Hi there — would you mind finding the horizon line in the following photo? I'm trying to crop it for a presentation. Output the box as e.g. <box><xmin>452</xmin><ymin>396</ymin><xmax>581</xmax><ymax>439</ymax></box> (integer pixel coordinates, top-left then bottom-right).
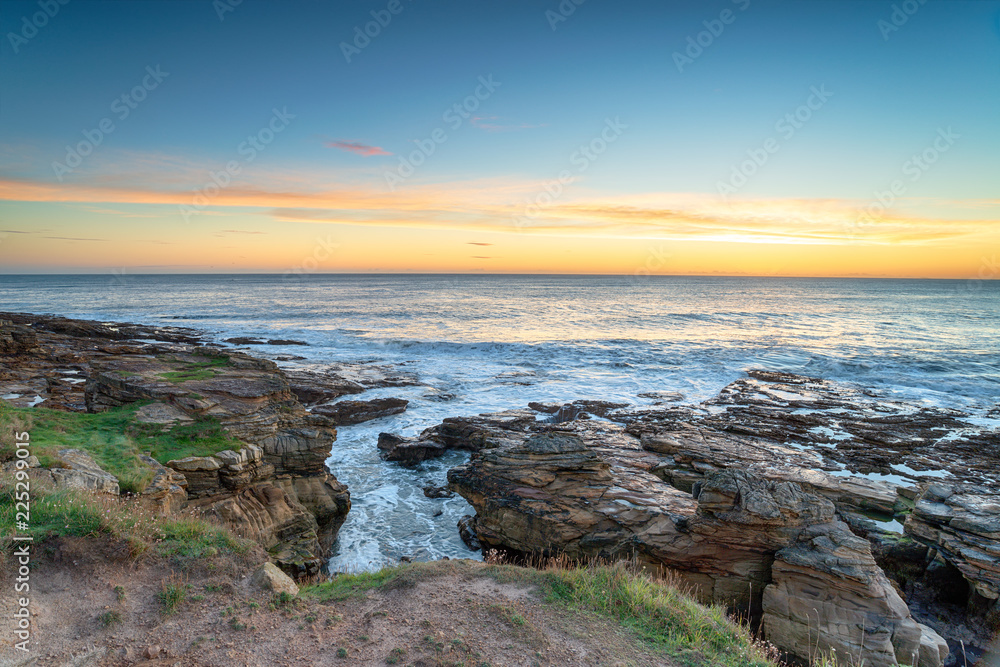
<box><xmin>0</xmin><ymin>272</ymin><xmax>993</xmax><ymax>281</ymax></box>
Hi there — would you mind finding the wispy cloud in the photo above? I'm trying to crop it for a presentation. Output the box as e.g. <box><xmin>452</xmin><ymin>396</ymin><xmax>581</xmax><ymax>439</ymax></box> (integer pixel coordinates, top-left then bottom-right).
<box><xmin>1</xmin><ymin>167</ymin><xmax>996</xmax><ymax>249</ymax></box>
<box><xmin>467</xmin><ymin>242</ymin><xmax>493</xmax><ymax>246</ymax></box>
<box><xmin>324</xmin><ymin>139</ymin><xmax>392</xmax><ymax>157</ymax></box>
<box><xmin>217</xmin><ymin>229</ymin><xmax>267</xmax><ymax>235</ymax></box>
<box><xmin>43</xmin><ymin>236</ymin><xmax>107</xmax><ymax>242</ymax></box>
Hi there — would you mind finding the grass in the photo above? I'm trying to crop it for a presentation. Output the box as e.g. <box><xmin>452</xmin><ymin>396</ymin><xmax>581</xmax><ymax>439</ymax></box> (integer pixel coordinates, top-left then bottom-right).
<box><xmin>158</xmin><ymin>578</ymin><xmax>187</xmax><ymax>615</ymax></box>
<box><xmin>526</xmin><ymin>562</ymin><xmax>779</xmax><ymax>667</ymax></box>
<box><xmin>0</xmin><ymin>401</ymin><xmax>245</xmax><ymax>493</ymax></box>
<box><xmin>303</xmin><ymin>559</ymin><xmax>784</xmax><ymax>667</ymax></box>
<box><xmin>301</xmin><ymin>567</ymin><xmax>407</xmax><ymax>602</ymax></box>
<box><xmin>0</xmin><ymin>478</ymin><xmax>253</xmax><ymax>561</ymax></box>
<box><xmin>98</xmin><ymin>610</ymin><xmax>122</xmax><ymax>627</ymax></box>
<box><xmin>156</xmin><ymin>351</ymin><xmax>231</xmax><ymax>384</ymax></box>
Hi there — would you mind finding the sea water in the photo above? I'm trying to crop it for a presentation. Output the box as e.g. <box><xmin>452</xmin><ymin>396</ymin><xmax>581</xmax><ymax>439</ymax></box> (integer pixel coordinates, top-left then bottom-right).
<box><xmin>2</xmin><ymin>274</ymin><xmax>998</xmax><ymax>569</ymax></box>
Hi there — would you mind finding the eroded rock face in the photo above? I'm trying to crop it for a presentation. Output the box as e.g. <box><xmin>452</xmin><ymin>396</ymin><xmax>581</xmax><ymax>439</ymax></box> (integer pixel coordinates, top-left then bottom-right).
<box><xmin>0</xmin><ymin>313</ymin><xmax>352</xmax><ymax>573</ymax></box>
<box><xmin>282</xmin><ymin>363</ymin><xmax>419</xmax><ymax>407</ymax></box>
<box><xmin>191</xmin><ymin>480</ymin><xmax>325</xmax><ymax>574</ymax></box>
<box><xmin>138</xmin><ymin>456</ymin><xmax>188</xmax><ymax>515</ymax></box>
<box><xmin>764</xmin><ymin>525</ymin><xmax>948</xmax><ymax>667</ymax></box>
<box><xmin>0</xmin><ymin>320</ymin><xmax>38</xmax><ymax>356</ymax></box>
<box><xmin>450</xmin><ymin>433</ymin><xmax>947</xmax><ymax>666</ymax></box>
<box><xmin>906</xmin><ymin>484</ymin><xmax>1000</xmax><ymax>602</ymax></box>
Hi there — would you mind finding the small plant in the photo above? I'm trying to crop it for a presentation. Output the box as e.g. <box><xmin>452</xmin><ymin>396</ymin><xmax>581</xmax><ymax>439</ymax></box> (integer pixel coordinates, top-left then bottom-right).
<box><xmin>386</xmin><ymin>647</ymin><xmax>406</xmax><ymax>664</ymax></box>
<box><xmin>113</xmin><ymin>585</ymin><xmax>126</xmax><ymax>602</ymax></box>
<box><xmin>336</xmin><ymin>647</ymin><xmax>348</xmax><ymax>658</ymax></box>
<box><xmin>247</xmin><ymin>601</ymin><xmax>259</xmax><ymax>611</ymax></box>
<box><xmin>358</xmin><ymin>635</ymin><xmax>370</xmax><ymax>642</ymax></box>
<box><xmin>228</xmin><ymin>617</ymin><xmax>247</xmax><ymax>631</ymax></box>
<box><xmin>99</xmin><ymin>610</ymin><xmax>122</xmax><ymax>627</ymax></box>
<box><xmin>305</xmin><ymin>613</ymin><xmax>317</xmax><ymax>623</ymax></box>
<box><xmin>510</xmin><ymin>612</ymin><xmax>526</xmax><ymax>626</ymax></box>
<box><xmin>190</xmin><ymin>594</ymin><xmax>205</xmax><ymax>602</ymax></box>
<box><xmin>157</xmin><ymin>579</ymin><xmax>187</xmax><ymax>615</ymax></box>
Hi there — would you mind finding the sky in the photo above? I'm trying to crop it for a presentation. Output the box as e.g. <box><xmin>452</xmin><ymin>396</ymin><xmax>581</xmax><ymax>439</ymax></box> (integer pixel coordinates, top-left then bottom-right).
<box><xmin>0</xmin><ymin>0</ymin><xmax>998</xmax><ymax>277</ymax></box>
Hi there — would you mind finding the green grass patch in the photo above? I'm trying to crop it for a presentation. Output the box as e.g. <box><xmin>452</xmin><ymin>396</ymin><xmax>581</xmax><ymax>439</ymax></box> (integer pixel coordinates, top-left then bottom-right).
<box><xmin>156</xmin><ymin>352</ymin><xmax>231</xmax><ymax>384</ymax></box>
<box><xmin>302</xmin><ymin>567</ymin><xmax>406</xmax><ymax>602</ymax></box>
<box><xmin>99</xmin><ymin>610</ymin><xmax>122</xmax><ymax>627</ymax></box>
<box><xmin>133</xmin><ymin>415</ymin><xmax>243</xmax><ymax>464</ymax></box>
<box><xmin>0</xmin><ymin>402</ymin><xmax>244</xmax><ymax>493</ymax></box>
<box><xmin>0</xmin><ymin>401</ymin><xmax>153</xmax><ymax>493</ymax></box>
<box><xmin>0</xmin><ymin>480</ymin><xmax>254</xmax><ymax>561</ymax></box>
<box><xmin>529</xmin><ymin>563</ymin><xmax>777</xmax><ymax>667</ymax></box>
<box><xmin>158</xmin><ymin>579</ymin><xmax>187</xmax><ymax>615</ymax></box>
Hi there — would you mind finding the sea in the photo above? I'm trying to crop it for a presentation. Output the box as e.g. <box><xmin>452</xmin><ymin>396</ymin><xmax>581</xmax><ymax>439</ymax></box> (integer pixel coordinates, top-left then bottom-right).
<box><xmin>1</xmin><ymin>274</ymin><xmax>998</xmax><ymax>571</ymax></box>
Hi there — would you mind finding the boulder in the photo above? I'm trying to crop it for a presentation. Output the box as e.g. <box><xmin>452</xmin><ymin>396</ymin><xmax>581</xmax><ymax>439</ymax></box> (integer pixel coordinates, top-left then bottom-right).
<box><xmin>378</xmin><ymin>432</ymin><xmax>447</xmax><ymax>467</ymax></box>
<box><xmin>50</xmin><ymin>449</ymin><xmax>119</xmax><ymax>495</ymax></box>
<box><xmin>423</xmin><ymin>484</ymin><xmax>454</xmax><ymax>499</ymax></box>
<box><xmin>312</xmin><ymin>397</ymin><xmax>408</xmax><ymax>425</ymax></box>
<box><xmin>251</xmin><ymin>562</ymin><xmax>299</xmax><ymax>596</ymax></box>
<box><xmin>763</xmin><ymin>523</ymin><xmax>949</xmax><ymax>667</ymax></box>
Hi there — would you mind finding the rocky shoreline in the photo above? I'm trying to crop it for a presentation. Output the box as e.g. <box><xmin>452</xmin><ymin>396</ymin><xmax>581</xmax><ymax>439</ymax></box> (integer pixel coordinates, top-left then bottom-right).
<box><xmin>382</xmin><ymin>377</ymin><xmax>999</xmax><ymax>666</ymax></box>
<box><xmin>0</xmin><ymin>313</ymin><xmax>414</xmax><ymax>575</ymax></box>
<box><xmin>2</xmin><ymin>313</ymin><xmax>998</xmax><ymax>666</ymax></box>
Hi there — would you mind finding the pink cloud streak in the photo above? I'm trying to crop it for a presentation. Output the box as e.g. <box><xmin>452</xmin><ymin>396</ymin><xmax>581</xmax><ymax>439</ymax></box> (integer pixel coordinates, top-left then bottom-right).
<box><xmin>324</xmin><ymin>140</ymin><xmax>391</xmax><ymax>157</ymax></box>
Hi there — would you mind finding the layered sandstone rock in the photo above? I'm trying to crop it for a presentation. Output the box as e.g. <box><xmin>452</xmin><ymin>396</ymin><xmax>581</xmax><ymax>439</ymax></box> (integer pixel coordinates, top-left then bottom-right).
<box><xmin>0</xmin><ymin>313</ymin><xmax>353</xmax><ymax>574</ymax></box>
<box><xmin>138</xmin><ymin>455</ymin><xmax>188</xmax><ymax>515</ymax></box>
<box><xmin>905</xmin><ymin>484</ymin><xmax>1000</xmax><ymax>603</ymax></box>
<box><xmin>445</xmin><ymin>412</ymin><xmax>951</xmax><ymax>666</ymax></box>
<box><xmin>312</xmin><ymin>397</ymin><xmax>408</xmax><ymax>425</ymax></box>
<box><xmin>0</xmin><ymin>320</ymin><xmax>38</xmax><ymax>356</ymax></box>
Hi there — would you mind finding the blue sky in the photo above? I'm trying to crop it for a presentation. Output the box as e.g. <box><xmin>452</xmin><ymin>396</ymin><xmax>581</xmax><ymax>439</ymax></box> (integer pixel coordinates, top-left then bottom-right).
<box><xmin>0</xmin><ymin>0</ymin><xmax>998</xmax><ymax>274</ymax></box>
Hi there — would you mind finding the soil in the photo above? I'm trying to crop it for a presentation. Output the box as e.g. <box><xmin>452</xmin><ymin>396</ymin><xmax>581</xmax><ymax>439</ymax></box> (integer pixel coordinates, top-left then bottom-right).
<box><xmin>0</xmin><ymin>538</ymin><xmax>675</xmax><ymax>667</ymax></box>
